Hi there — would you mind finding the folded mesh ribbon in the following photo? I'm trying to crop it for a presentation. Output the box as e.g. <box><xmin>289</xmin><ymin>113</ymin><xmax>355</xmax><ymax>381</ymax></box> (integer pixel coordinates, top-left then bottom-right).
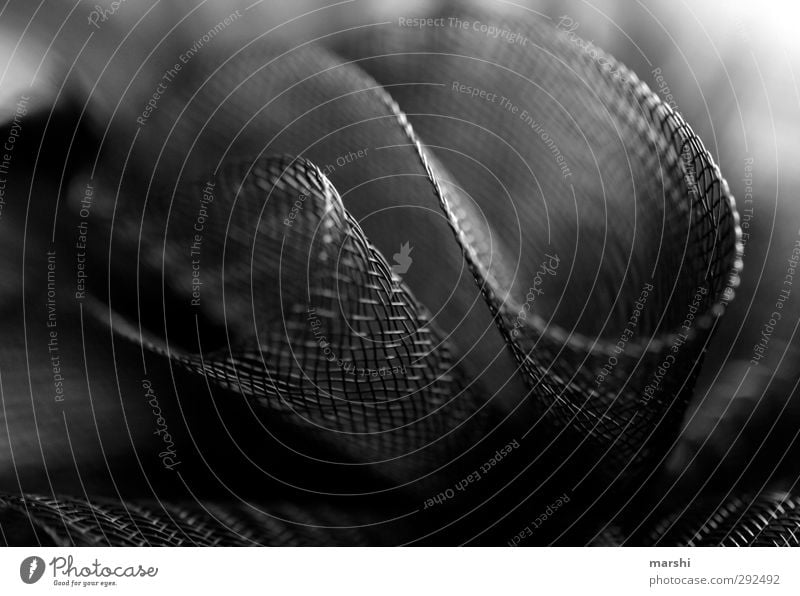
<box><xmin>3</xmin><ymin>4</ymin><xmax>773</xmax><ymax>546</ymax></box>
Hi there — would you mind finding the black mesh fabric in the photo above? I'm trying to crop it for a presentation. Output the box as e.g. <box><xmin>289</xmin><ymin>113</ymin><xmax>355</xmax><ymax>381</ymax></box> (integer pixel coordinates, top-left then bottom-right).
<box><xmin>0</xmin><ymin>494</ymin><xmax>374</xmax><ymax>546</ymax></box>
<box><xmin>330</xmin><ymin>7</ymin><xmax>742</xmax><ymax>492</ymax></box>
<box><xmin>6</xmin><ymin>4</ymin><xmax>790</xmax><ymax>547</ymax></box>
<box><xmin>645</xmin><ymin>491</ymin><xmax>800</xmax><ymax>547</ymax></box>
<box><xmin>103</xmin><ymin>155</ymin><xmax>488</xmax><ymax>485</ymax></box>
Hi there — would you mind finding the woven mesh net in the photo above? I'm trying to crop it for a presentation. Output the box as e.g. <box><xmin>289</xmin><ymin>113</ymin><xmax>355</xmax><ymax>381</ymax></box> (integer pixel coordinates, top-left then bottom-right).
<box><xmin>0</xmin><ymin>493</ymin><xmax>375</xmax><ymax>546</ymax></box>
<box><xmin>105</xmin><ymin>154</ymin><xmax>489</xmax><ymax>485</ymax></box>
<box><xmin>644</xmin><ymin>491</ymin><xmax>800</xmax><ymax>547</ymax></box>
<box><xmin>4</xmin><ymin>3</ymin><xmax>782</xmax><ymax>546</ymax></box>
<box><xmin>329</xmin><ymin>9</ymin><xmax>742</xmax><ymax>489</ymax></box>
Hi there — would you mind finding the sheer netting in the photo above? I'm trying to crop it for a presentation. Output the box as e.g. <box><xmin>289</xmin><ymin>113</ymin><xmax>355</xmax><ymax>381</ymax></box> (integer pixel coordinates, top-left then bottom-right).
<box><xmin>8</xmin><ymin>4</ymin><xmax>787</xmax><ymax>547</ymax></box>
